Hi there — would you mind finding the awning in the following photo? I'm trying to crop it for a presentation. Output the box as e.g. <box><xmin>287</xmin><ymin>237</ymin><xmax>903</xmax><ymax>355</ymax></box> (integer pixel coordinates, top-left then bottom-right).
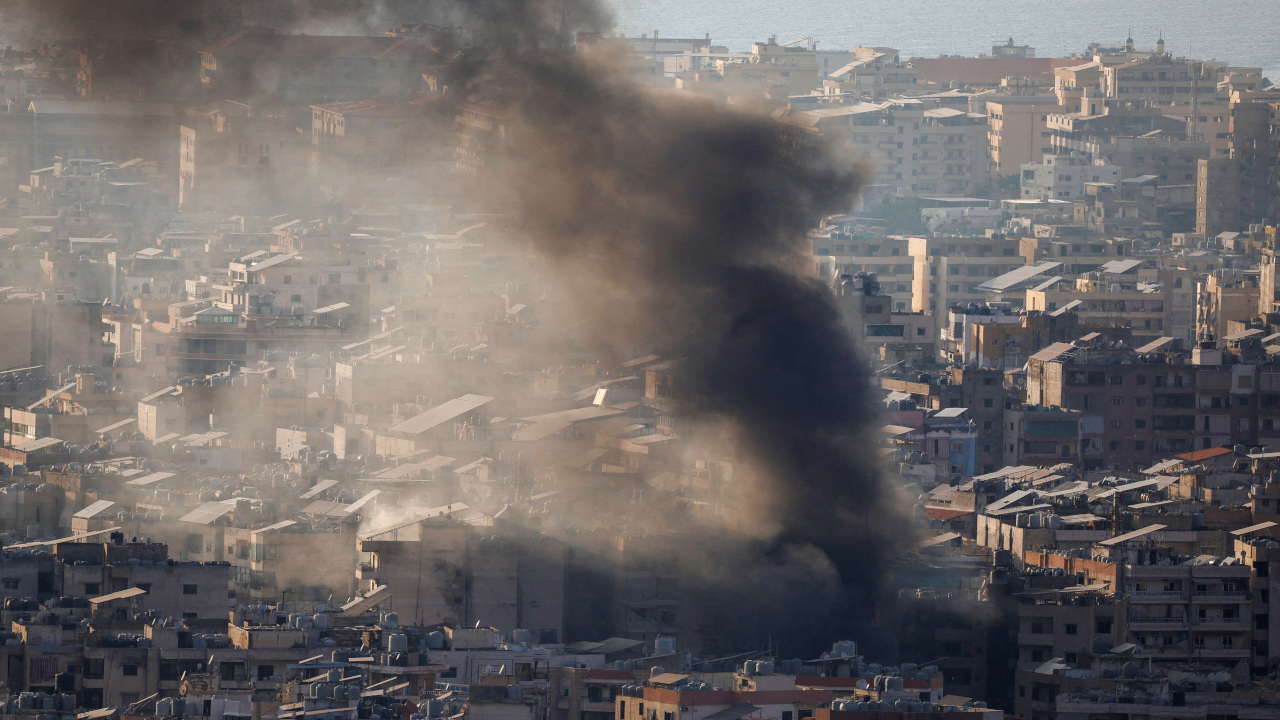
<box><xmin>1100</xmin><ymin>524</ymin><xmax>1166</xmax><ymax>546</ymax></box>
<box><xmin>341</xmin><ymin>585</ymin><xmax>390</xmax><ymax>616</ymax></box>
<box><xmin>90</xmin><ymin>587</ymin><xmax>147</xmax><ymax>605</ymax></box>
<box><xmin>919</xmin><ymin>532</ymin><xmax>961</xmax><ymax>548</ymax></box>
<box><xmin>1232</xmin><ymin>521</ymin><xmax>1278</xmax><ymax>536</ymax></box>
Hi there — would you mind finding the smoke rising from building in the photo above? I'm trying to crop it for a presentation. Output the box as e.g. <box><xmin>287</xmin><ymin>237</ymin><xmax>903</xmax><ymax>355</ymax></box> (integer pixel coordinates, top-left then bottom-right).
<box><xmin>7</xmin><ymin>0</ymin><xmax>910</xmax><ymax>656</ymax></box>
<box><xmin>481</xmin><ymin>40</ymin><xmax>909</xmax><ymax>652</ymax></box>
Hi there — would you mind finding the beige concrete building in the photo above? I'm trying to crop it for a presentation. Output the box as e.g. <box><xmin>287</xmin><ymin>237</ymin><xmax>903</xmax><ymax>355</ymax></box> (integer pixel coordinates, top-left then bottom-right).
<box><xmin>909</xmin><ymin>235</ymin><xmax>1025</xmax><ymax>328</ymax></box>
<box><xmin>986</xmin><ymin>97</ymin><xmax>1063</xmax><ymax>177</ymax></box>
<box><xmin>775</xmin><ymin>99</ymin><xmax>990</xmax><ymax>197</ymax></box>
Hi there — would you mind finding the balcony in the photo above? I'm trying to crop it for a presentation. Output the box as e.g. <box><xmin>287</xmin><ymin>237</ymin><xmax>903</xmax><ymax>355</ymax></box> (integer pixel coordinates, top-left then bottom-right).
<box><xmin>1131</xmin><ymin>590</ymin><xmax>1184</xmax><ymax>602</ymax></box>
<box><xmin>1192</xmin><ymin>645</ymin><xmax>1251</xmax><ymax>658</ymax></box>
<box><xmin>1128</xmin><ymin>616</ymin><xmax>1190</xmax><ymax>630</ymax></box>
<box><xmin>1192</xmin><ymin>590</ymin><xmax>1248</xmax><ymax>602</ymax></box>
<box><xmin>1193</xmin><ymin>616</ymin><xmax>1245</xmax><ymax>629</ymax></box>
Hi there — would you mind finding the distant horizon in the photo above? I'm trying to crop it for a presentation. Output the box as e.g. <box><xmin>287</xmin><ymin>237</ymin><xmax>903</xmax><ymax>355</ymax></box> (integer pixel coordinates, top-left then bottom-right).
<box><xmin>609</xmin><ymin>0</ymin><xmax>1280</xmax><ymax>80</ymax></box>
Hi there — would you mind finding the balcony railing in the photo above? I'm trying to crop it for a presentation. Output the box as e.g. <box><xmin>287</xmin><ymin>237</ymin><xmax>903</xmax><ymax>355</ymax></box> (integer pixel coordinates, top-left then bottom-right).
<box><xmin>1129</xmin><ymin>616</ymin><xmax>1189</xmax><ymax>627</ymax></box>
<box><xmin>1192</xmin><ymin>590</ymin><xmax>1248</xmax><ymax>600</ymax></box>
<box><xmin>1193</xmin><ymin>617</ymin><xmax>1245</xmax><ymax>627</ymax></box>
<box><xmin>1132</xmin><ymin>590</ymin><xmax>1184</xmax><ymax>600</ymax></box>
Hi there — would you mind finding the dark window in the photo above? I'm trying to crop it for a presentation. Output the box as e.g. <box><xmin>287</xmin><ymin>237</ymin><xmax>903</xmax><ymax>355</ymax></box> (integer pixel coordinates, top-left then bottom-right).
<box><xmin>183</xmin><ymin>584</ymin><xmax>198</xmax><ymax>595</ymax></box>
<box><xmin>1065</xmin><ymin>623</ymin><xmax>1078</xmax><ymax>635</ymax></box>
<box><xmin>84</xmin><ymin>582</ymin><xmax>100</xmax><ymax>595</ymax></box>
<box><xmin>123</xmin><ymin>664</ymin><xmax>138</xmax><ymax>676</ymax></box>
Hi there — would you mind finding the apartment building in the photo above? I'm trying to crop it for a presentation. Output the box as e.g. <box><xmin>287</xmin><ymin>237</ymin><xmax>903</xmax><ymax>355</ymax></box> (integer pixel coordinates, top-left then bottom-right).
<box><xmin>1024</xmin><ymin>276</ymin><xmax>1193</xmax><ymax>344</ymax></box>
<box><xmin>1024</xmin><ymin>340</ymin><xmax>1280</xmax><ymax>468</ymax></box>
<box><xmin>909</xmin><ymin>235</ymin><xmax>1025</xmax><ymax>327</ymax></box>
<box><xmin>813</xmin><ymin>232</ymin><xmax>914</xmax><ymax>310</ymax></box>
<box><xmin>986</xmin><ymin>97</ymin><xmax>1063</xmax><ymax>177</ymax></box>
<box><xmin>1020</xmin><ymin>155</ymin><xmax>1121</xmax><ymax>201</ymax></box>
<box><xmin>775</xmin><ymin>98</ymin><xmax>990</xmax><ymax>197</ymax></box>
<box><xmin>821</xmin><ymin>47</ymin><xmax>926</xmax><ymax>100</ymax></box>
<box><xmin>198</xmin><ymin>32</ymin><xmax>429</xmax><ymax>101</ymax></box>
<box><xmin>1101</xmin><ymin>56</ymin><xmax>1219</xmax><ymax>107</ymax></box>
<box><xmin>179</xmin><ymin>101</ymin><xmax>310</xmax><ymax>211</ymax></box>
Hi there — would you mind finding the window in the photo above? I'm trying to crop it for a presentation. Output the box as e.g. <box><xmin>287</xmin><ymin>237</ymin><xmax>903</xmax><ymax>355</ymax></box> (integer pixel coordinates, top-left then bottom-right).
<box><xmin>123</xmin><ymin>664</ymin><xmax>139</xmax><ymax>676</ymax></box>
<box><xmin>1</xmin><ymin>579</ymin><xmax>18</xmax><ymax>590</ymax></box>
<box><xmin>84</xmin><ymin>582</ymin><xmax>100</xmax><ymax>595</ymax></box>
<box><xmin>1222</xmin><ymin>636</ymin><xmax>1234</xmax><ymax>648</ymax></box>
<box><xmin>283</xmin><ymin>275</ymin><xmax>292</xmax><ymax>285</ymax></box>
<box><xmin>1096</xmin><ymin>619</ymin><xmax>1112</xmax><ymax>633</ymax></box>
<box><xmin>290</xmin><ymin>294</ymin><xmax>302</xmax><ymax>303</ymax></box>
<box><xmin>984</xmin><ymin>399</ymin><xmax>993</xmax><ymax>408</ymax></box>
<box><xmin>1112</xmin><ymin>397</ymin><xmax>1123</xmax><ymax>406</ymax></box>
<box><xmin>135</xmin><ymin>583</ymin><xmax>151</xmax><ymax>593</ymax></box>
<box><xmin>1065</xmin><ymin>623</ymin><xmax>1078</xmax><ymax>635</ymax></box>
<box><xmin>183</xmin><ymin>584</ymin><xmax>198</xmax><ymax>595</ymax></box>
<box><xmin>1194</xmin><ymin>636</ymin><xmax>1206</xmax><ymax>648</ymax></box>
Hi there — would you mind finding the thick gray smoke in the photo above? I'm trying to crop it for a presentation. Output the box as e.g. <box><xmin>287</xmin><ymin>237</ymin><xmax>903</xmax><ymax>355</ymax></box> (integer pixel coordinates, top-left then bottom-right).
<box><xmin>486</xmin><ymin>51</ymin><xmax>909</xmax><ymax>652</ymax></box>
<box><xmin>0</xmin><ymin>0</ymin><xmax>609</xmax><ymax>43</ymax></box>
<box><xmin>10</xmin><ymin>0</ymin><xmax>909</xmax><ymax>654</ymax></box>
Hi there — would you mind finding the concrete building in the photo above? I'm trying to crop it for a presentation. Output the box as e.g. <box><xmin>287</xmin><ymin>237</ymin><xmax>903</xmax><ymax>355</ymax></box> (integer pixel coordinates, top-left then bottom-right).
<box><xmin>198</xmin><ymin>33</ymin><xmax>429</xmax><ymax>101</ymax></box>
<box><xmin>909</xmin><ymin>234</ymin><xmax>1025</xmax><ymax>328</ymax></box>
<box><xmin>986</xmin><ymin>97</ymin><xmax>1063</xmax><ymax>177</ymax></box>
<box><xmin>1020</xmin><ymin>155</ymin><xmax>1121</xmax><ymax>201</ymax></box>
<box><xmin>179</xmin><ymin>101</ymin><xmax>311</xmax><ymax>211</ymax></box>
<box><xmin>775</xmin><ymin>98</ymin><xmax>991</xmax><ymax>197</ymax></box>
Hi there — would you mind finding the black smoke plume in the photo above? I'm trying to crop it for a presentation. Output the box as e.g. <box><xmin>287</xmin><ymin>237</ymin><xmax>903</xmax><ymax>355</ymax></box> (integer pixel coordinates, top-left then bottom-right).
<box><xmin>9</xmin><ymin>0</ymin><xmax>910</xmax><ymax>655</ymax></box>
<box><xmin>485</xmin><ymin>49</ymin><xmax>910</xmax><ymax>653</ymax></box>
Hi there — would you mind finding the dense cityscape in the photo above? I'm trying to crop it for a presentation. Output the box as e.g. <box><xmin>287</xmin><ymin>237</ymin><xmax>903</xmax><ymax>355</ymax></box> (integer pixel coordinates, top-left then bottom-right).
<box><xmin>0</xmin><ymin>2</ymin><xmax>1276</xmax><ymax>720</ymax></box>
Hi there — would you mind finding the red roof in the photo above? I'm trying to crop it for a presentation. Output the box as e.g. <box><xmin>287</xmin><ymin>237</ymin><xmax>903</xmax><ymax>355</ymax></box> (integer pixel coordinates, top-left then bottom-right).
<box><xmin>1175</xmin><ymin>447</ymin><xmax>1232</xmax><ymax>462</ymax></box>
<box><xmin>926</xmin><ymin>507</ymin><xmax>972</xmax><ymax>521</ymax></box>
<box><xmin>202</xmin><ymin>33</ymin><xmax>422</xmax><ymax>60</ymax></box>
